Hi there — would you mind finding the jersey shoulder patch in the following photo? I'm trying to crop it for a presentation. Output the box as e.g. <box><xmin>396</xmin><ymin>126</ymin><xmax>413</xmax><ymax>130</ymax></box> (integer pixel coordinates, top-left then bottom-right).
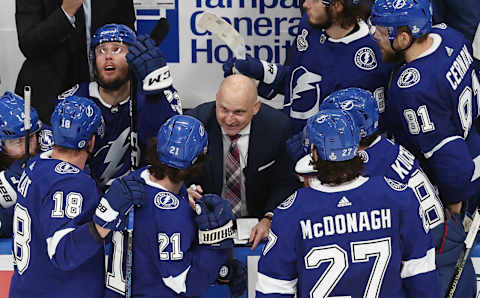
<box><xmin>384</xmin><ymin>177</ymin><xmax>408</xmax><ymax>191</ymax></box>
<box><xmin>154</xmin><ymin>192</ymin><xmax>179</xmax><ymax>210</ymax></box>
<box><xmin>277</xmin><ymin>192</ymin><xmax>297</xmax><ymax>210</ymax></box>
<box><xmin>397</xmin><ymin>67</ymin><xmax>421</xmax><ymax>88</ymax></box>
<box><xmin>54</xmin><ymin>161</ymin><xmax>80</xmax><ymax>175</ymax></box>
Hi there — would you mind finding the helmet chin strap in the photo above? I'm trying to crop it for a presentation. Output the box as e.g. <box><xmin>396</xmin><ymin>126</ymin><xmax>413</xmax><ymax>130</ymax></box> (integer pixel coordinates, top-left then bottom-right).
<box><xmin>390</xmin><ymin>33</ymin><xmax>415</xmax><ymax>54</ymax></box>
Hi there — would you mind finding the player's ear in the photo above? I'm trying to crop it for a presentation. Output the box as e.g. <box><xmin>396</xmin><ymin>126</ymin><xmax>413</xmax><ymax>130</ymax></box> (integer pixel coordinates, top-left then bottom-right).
<box><xmin>88</xmin><ymin>135</ymin><xmax>96</xmax><ymax>153</ymax></box>
<box><xmin>396</xmin><ymin>31</ymin><xmax>413</xmax><ymax>50</ymax></box>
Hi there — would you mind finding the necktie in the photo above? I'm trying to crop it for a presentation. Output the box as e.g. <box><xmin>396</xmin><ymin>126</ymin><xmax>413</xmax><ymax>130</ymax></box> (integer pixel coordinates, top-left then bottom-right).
<box><xmin>223</xmin><ymin>134</ymin><xmax>242</xmax><ymax>217</ymax></box>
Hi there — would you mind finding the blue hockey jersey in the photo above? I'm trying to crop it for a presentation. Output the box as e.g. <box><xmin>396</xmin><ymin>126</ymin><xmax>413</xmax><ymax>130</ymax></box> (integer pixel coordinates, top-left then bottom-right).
<box><xmin>385</xmin><ymin>24</ymin><xmax>480</xmax><ymax>204</ymax></box>
<box><xmin>360</xmin><ymin>136</ymin><xmax>444</xmax><ymax>233</ymax></box>
<box><xmin>104</xmin><ymin>168</ymin><xmax>229</xmax><ymax>298</ymax></box>
<box><xmin>256</xmin><ymin>176</ymin><xmax>439</xmax><ymax>298</ymax></box>
<box><xmin>284</xmin><ymin>15</ymin><xmax>392</xmax><ymax>133</ymax></box>
<box><xmin>9</xmin><ymin>152</ymin><xmax>104</xmax><ymax>298</ymax></box>
<box><xmin>57</xmin><ymin>82</ymin><xmax>181</xmax><ymax>188</ymax></box>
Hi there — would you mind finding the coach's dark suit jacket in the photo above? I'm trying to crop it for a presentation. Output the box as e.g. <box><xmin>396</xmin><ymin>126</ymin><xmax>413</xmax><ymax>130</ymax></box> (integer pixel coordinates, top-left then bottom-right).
<box><xmin>186</xmin><ymin>101</ymin><xmax>300</xmax><ymax>218</ymax></box>
<box><xmin>15</xmin><ymin>0</ymin><xmax>135</xmax><ymax>123</ymax></box>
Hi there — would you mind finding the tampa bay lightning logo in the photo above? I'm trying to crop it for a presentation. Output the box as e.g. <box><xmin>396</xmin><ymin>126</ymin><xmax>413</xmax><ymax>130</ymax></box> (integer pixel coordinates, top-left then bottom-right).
<box><xmin>288</xmin><ymin>66</ymin><xmax>322</xmax><ymax>120</ymax></box>
<box><xmin>384</xmin><ymin>177</ymin><xmax>407</xmax><ymax>191</ymax></box>
<box><xmin>397</xmin><ymin>67</ymin><xmax>421</xmax><ymax>88</ymax></box>
<box><xmin>297</xmin><ymin>29</ymin><xmax>309</xmax><ymax>52</ymax></box>
<box><xmin>154</xmin><ymin>192</ymin><xmax>179</xmax><ymax>210</ymax></box>
<box><xmin>393</xmin><ymin>0</ymin><xmax>406</xmax><ymax>9</ymax></box>
<box><xmin>354</xmin><ymin>47</ymin><xmax>377</xmax><ymax>70</ymax></box>
<box><xmin>340</xmin><ymin>100</ymin><xmax>356</xmax><ymax>111</ymax></box>
<box><xmin>278</xmin><ymin>192</ymin><xmax>297</xmax><ymax>210</ymax></box>
<box><xmin>55</xmin><ymin>161</ymin><xmax>80</xmax><ymax>174</ymax></box>
<box><xmin>39</xmin><ymin>129</ymin><xmax>54</xmax><ymax>152</ymax></box>
<box><xmin>357</xmin><ymin>150</ymin><xmax>369</xmax><ymax>163</ymax></box>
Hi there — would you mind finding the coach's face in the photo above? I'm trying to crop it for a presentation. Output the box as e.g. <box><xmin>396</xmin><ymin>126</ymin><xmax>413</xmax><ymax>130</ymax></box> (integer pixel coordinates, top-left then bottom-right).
<box><xmin>216</xmin><ymin>75</ymin><xmax>261</xmax><ymax>137</ymax></box>
<box><xmin>95</xmin><ymin>42</ymin><xmax>130</xmax><ymax>90</ymax></box>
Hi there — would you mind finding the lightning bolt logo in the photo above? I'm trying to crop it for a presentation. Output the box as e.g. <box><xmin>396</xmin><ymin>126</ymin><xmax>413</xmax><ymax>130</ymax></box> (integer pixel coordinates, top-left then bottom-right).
<box><xmin>291</xmin><ymin>67</ymin><xmax>322</xmax><ymax>101</ymax></box>
<box><xmin>98</xmin><ymin>127</ymin><xmax>131</xmax><ymax>186</ymax></box>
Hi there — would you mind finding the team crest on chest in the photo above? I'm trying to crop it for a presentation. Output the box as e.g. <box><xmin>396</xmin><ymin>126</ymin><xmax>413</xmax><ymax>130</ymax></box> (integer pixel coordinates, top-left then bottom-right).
<box><xmin>354</xmin><ymin>47</ymin><xmax>377</xmax><ymax>70</ymax></box>
<box><xmin>154</xmin><ymin>192</ymin><xmax>179</xmax><ymax>209</ymax></box>
<box><xmin>278</xmin><ymin>192</ymin><xmax>297</xmax><ymax>209</ymax></box>
<box><xmin>55</xmin><ymin>162</ymin><xmax>80</xmax><ymax>174</ymax></box>
<box><xmin>297</xmin><ymin>29</ymin><xmax>309</xmax><ymax>52</ymax></box>
<box><xmin>397</xmin><ymin>68</ymin><xmax>421</xmax><ymax>88</ymax></box>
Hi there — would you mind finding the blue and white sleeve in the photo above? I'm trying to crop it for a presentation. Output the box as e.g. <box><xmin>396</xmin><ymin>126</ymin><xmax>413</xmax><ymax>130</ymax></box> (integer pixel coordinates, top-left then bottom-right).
<box><xmin>256</xmin><ymin>206</ymin><xmax>298</xmax><ymax>298</ymax></box>
<box><xmin>399</xmin><ymin>188</ymin><xmax>440</xmax><ymax>298</ymax></box>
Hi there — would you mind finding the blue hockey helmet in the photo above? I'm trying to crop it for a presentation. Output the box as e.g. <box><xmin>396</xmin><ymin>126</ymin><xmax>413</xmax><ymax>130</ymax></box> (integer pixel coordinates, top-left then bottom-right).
<box><xmin>50</xmin><ymin>96</ymin><xmax>102</xmax><ymax>150</ymax></box>
<box><xmin>370</xmin><ymin>0</ymin><xmax>431</xmax><ymax>40</ymax></box>
<box><xmin>306</xmin><ymin>109</ymin><xmax>360</xmax><ymax>162</ymax></box>
<box><xmin>91</xmin><ymin>23</ymin><xmax>136</xmax><ymax>50</ymax></box>
<box><xmin>0</xmin><ymin>92</ymin><xmax>41</xmax><ymax>151</ymax></box>
<box><xmin>157</xmin><ymin>115</ymin><xmax>208</xmax><ymax>169</ymax></box>
<box><xmin>321</xmin><ymin>88</ymin><xmax>379</xmax><ymax>138</ymax></box>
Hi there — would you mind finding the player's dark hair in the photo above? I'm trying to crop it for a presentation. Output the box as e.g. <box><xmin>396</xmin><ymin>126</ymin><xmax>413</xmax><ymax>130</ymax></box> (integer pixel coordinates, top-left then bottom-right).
<box><xmin>312</xmin><ymin>148</ymin><xmax>364</xmax><ymax>184</ymax></box>
<box><xmin>360</xmin><ymin>130</ymin><xmax>381</xmax><ymax>148</ymax></box>
<box><xmin>336</xmin><ymin>0</ymin><xmax>372</xmax><ymax>29</ymax></box>
<box><xmin>146</xmin><ymin>138</ymin><xmax>207</xmax><ymax>184</ymax></box>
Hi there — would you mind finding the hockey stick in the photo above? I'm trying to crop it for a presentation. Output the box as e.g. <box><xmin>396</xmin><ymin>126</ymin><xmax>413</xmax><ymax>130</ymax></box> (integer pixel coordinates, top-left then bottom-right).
<box><xmin>197</xmin><ymin>11</ymin><xmax>246</xmax><ymax>59</ymax></box>
<box><xmin>23</xmin><ymin>86</ymin><xmax>31</xmax><ymax>164</ymax></box>
<box><xmin>125</xmin><ymin>18</ymin><xmax>170</xmax><ymax>298</ymax></box>
<box><xmin>444</xmin><ymin>208</ymin><xmax>480</xmax><ymax>298</ymax></box>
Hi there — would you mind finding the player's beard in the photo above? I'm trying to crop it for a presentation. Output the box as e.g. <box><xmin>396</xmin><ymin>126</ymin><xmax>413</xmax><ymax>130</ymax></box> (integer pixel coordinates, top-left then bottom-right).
<box><xmin>96</xmin><ymin>68</ymin><xmax>130</xmax><ymax>91</ymax></box>
<box><xmin>382</xmin><ymin>48</ymin><xmax>405</xmax><ymax>64</ymax></box>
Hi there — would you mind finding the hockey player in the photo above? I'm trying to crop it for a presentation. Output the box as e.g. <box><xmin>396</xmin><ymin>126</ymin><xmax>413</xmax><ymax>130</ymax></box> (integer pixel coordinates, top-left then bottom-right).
<box><xmin>370</xmin><ymin>0</ymin><xmax>480</xmax><ymax>210</ymax></box>
<box><xmin>55</xmin><ymin>23</ymin><xmax>181</xmax><ymax>188</ymax></box>
<box><xmin>8</xmin><ymin>96</ymin><xmax>143</xmax><ymax>297</ymax></box>
<box><xmin>101</xmin><ymin>114</ymin><xmax>235</xmax><ymax>298</ymax></box>
<box><xmin>370</xmin><ymin>3</ymin><xmax>480</xmax><ymax>295</ymax></box>
<box><xmin>256</xmin><ymin>108</ymin><xmax>439</xmax><ymax>297</ymax></box>
<box><xmin>0</xmin><ymin>92</ymin><xmax>41</xmax><ymax>237</ymax></box>
<box><xmin>299</xmin><ymin>87</ymin><xmax>476</xmax><ymax>297</ymax></box>
<box><xmin>224</xmin><ymin>0</ymin><xmax>392</xmax><ymax>133</ymax></box>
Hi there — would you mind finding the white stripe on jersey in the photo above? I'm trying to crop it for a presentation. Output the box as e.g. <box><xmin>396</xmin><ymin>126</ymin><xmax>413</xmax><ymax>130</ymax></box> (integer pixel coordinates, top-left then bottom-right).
<box><xmin>162</xmin><ymin>265</ymin><xmax>190</xmax><ymax>294</ymax></box>
<box><xmin>424</xmin><ymin>136</ymin><xmax>462</xmax><ymax>159</ymax></box>
<box><xmin>400</xmin><ymin>247</ymin><xmax>436</xmax><ymax>279</ymax></box>
<box><xmin>255</xmin><ymin>272</ymin><xmax>297</xmax><ymax>295</ymax></box>
<box><xmin>46</xmin><ymin>228</ymin><xmax>75</xmax><ymax>259</ymax></box>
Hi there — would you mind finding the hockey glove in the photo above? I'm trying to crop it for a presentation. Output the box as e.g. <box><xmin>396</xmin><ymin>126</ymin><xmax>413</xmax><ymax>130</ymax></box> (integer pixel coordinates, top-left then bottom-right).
<box><xmin>94</xmin><ymin>175</ymin><xmax>145</xmax><ymax>231</ymax></box>
<box><xmin>126</xmin><ymin>35</ymin><xmax>173</xmax><ymax>95</ymax></box>
<box><xmin>195</xmin><ymin>194</ymin><xmax>235</xmax><ymax>249</ymax></box>
<box><xmin>0</xmin><ymin>159</ymin><xmax>24</xmax><ymax>208</ymax></box>
<box><xmin>286</xmin><ymin>127</ymin><xmax>309</xmax><ymax>164</ymax></box>
<box><xmin>217</xmin><ymin>259</ymin><xmax>248</xmax><ymax>298</ymax></box>
<box><xmin>222</xmin><ymin>54</ymin><xmax>287</xmax><ymax>94</ymax></box>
